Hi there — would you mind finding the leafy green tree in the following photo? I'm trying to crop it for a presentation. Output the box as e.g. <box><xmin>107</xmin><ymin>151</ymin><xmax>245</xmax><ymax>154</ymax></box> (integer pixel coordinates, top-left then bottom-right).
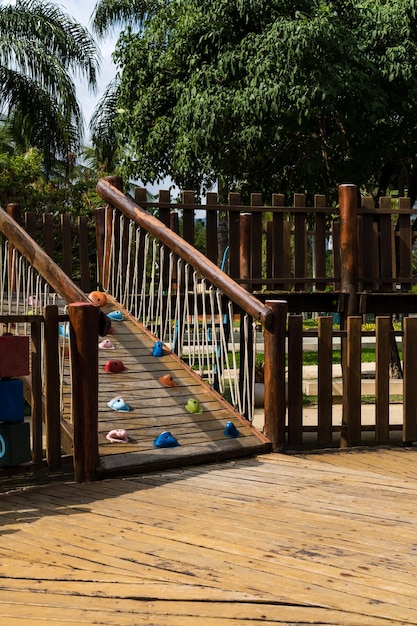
<box><xmin>0</xmin><ymin>0</ymin><xmax>100</xmax><ymax>173</ymax></box>
<box><xmin>92</xmin><ymin>0</ymin><xmax>417</xmax><ymax>203</ymax></box>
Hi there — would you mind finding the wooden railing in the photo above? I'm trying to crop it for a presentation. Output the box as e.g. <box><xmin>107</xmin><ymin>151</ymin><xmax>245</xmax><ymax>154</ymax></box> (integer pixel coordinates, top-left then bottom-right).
<box><xmin>96</xmin><ymin>177</ymin><xmax>287</xmax><ymax>447</ymax></box>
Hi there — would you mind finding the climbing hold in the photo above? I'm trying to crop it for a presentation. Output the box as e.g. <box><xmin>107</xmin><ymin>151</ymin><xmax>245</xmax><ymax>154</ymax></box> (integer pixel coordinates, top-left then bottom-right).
<box><xmin>153</xmin><ymin>431</ymin><xmax>179</xmax><ymax>448</ymax></box>
<box><xmin>152</xmin><ymin>341</ymin><xmax>164</xmax><ymax>357</ymax></box>
<box><xmin>99</xmin><ymin>339</ymin><xmax>115</xmax><ymax>350</ymax></box>
<box><xmin>88</xmin><ymin>291</ymin><xmax>108</xmax><ymax>307</ymax></box>
<box><xmin>59</xmin><ymin>323</ymin><xmax>69</xmax><ymax>338</ymax></box>
<box><xmin>159</xmin><ymin>374</ymin><xmax>176</xmax><ymax>388</ymax></box>
<box><xmin>28</xmin><ymin>295</ymin><xmax>40</xmax><ymax>307</ymax></box>
<box><xmin>106</xmin><ymin>429</ymin><xmax>129</xmax><ymax>443</ymax></box>
<box><xmin>107</xmin><ymin>396</ymin><xmax>131</xmax><ymax>412</ymax></box>
<box><xmin>224</xmin><ymin>421</ymin><xmax>240</xmax><ymax>438</ymax></box>
<box><xmin>107</xmin><ymin>310</ymin><xmax>124</xmax><ymax>321</ymax></box>
<box><xmin>185</xmin><ymin>398</ymin><xmax>203</xmax><ymax>414</ymax></box>
<box><xmin>103</xmin><ymin>359</ymin><xmax>126</xmax><ymax>373</ymax></box>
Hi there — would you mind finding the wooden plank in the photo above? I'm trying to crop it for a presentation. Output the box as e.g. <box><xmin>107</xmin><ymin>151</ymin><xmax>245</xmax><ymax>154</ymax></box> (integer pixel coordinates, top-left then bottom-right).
<box><xmin>2</xmin><ymin>452</ymin><xmax>417</xmax><ymax>624</ymax></box>
<box><xmin>287</xmin><ymin>314</ymin><xmax>303</xmax><ymax>445</ymax></box>
<box><xmin>205</xmin><ymin>192</ymin><xmax>218</xmax><ymax>264</ymax></box>
<box><xmin>271</xmin><ymin>193</ymin><xmax>285</xmax><ymax>290</ymax></box>
<box><xmin>228</xmin><ymin>192</ymin><xmax>241</xmax><ymax>280</ymax></box>
<box><xmin>293</xmin><ymin>193</ymin><xmax>306</xmax><ymax>291</ymax></box>
<box><xmin>77</xmin><ymin>216</ymin><xmax>91</xmax><ymax>292</ymax></box>
<box><xmin>378</xmin><ymin>197</ymin><xmax>395</xmax><ymax>290</ymax></box>
<box><xmin>360</xmin><ymin>196</ymin><xmax>375</xmax><ymax>290</ymax></box>
<box><xmin>403</xmin><ymin>316</ymin><xmax>417</xmax><ymax>444</ymax></box>
<box><xmin>61</xmin><ymin>214</ymin><xmax>72</xmax><ymax>278</ymax></box>
<box><xmin>43</xmin><ymin>305</ymin><xmax>61</xmax><ymax>469</ymax></box>
<box><xmin>318</xmin><ymin>316</ymin><xmax>333</xmax><ymax>446</ymax></box>
<box><xmin>375</xmin><ymin>316</ymin><xmax>390</xmax><ymax>443</ymax></box>
<box><xmin>29</xmin><ymin>319</ymin><xmax>43</xmax><ymax>464</ymax></box>
<box><xmin>341</xmin><ymin>316</ymin><xmax>362</xmax><ymax>447</ymax></box>
<box><xmin>398</xmin><ymin>197</ymin><xmax>412</xmax><ymax>290</ymax></box>
<box><xmin>313</xmin><ymin>194</ymin><xmax>327</xmax><ymax>291</ymax></box>
<box><xmin>250</xmin><ymin>193</ymin><xmax>263</xmax><ymax>285</ymax></box>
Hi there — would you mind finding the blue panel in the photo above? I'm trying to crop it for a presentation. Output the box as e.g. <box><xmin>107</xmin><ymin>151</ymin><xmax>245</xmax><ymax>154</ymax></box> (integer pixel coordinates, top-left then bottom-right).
<box><xmin>0</xmin><ymin>379</ymin><xmax>24</xmax><ymax>423</ymax></box>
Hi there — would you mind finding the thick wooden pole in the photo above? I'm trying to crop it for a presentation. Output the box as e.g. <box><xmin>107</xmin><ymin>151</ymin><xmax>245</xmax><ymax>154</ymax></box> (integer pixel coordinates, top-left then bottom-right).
<box><xmin>339</xmin><ymin>184</ymin><xmax>359</xmax><ymax>447</ymax></box>
<box><xmin>339</xmin><ymin>184</ymin><xmax>359</xmax><ymax>319</ymax></box>
<box><xmin>69</xmin><ymin>302</ymin><xmax>99</xmax><ymax>482</ymax></box>
<box><xmin>264</xmin><ymin>300</ymin><xmax>288</xmax><ymax>450</ymax></box>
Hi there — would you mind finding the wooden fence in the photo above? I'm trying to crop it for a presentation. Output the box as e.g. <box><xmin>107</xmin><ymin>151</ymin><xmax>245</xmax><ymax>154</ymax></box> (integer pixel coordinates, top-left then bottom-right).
<box><xmin>133</xmin><ymin>187</ymin><xmax>417</xmax><ymax>295</ymax></box>
<box><xmin>5</xmin><ymin>203</ymin><xmax>97</xmax><ymax>293</ymax></box>
<box><xmin>6</xmin><ymin>185</ymin><xmax>417</xmax><ymax>307</ymax></box>
<box><xmin>284</xmin><ymin>314</ymin><xmax>416</xmax><ymax>449</ymax></box>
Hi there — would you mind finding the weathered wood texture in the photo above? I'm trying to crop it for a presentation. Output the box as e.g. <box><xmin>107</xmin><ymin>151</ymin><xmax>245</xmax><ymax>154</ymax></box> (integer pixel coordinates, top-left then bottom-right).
<box><xmin>1</xmin><ymin>450</ymin><xmax>417</xmax><ymax>624</ymax></box>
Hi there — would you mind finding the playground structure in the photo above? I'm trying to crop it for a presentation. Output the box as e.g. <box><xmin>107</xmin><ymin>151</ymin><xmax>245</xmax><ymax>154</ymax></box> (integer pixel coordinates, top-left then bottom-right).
<box><xmin>1</xmin><ymin>179</ymin><xmax>417</xmax><ymax>481</ymax></box>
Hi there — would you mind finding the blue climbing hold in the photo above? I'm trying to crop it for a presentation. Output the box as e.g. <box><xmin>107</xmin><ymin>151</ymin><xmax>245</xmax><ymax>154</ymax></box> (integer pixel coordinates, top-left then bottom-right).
<box><xmin>59</xmin><ymin>323</ymin><xmax>69</xmax><ymax>338</ymax></box>
<box><xmin>154</xmin><ymin>431</ymin><xmax>179</xmax><ymax>448</ymax></box>
<box><xmin>107</xmin><ymin>310</ymin><xmax>124</xmax><ymax>321</ymax></box>
<box><xmin>224</xmin><ymin>421</ymin><xmax>240</xmax><ymax>438</ymax></box>
<box><xmin>107</xmin><ymin>396</ymin><xmax>131</xmax><ymax>412</ymax></box>
<box><xmin>152</xmin><ymin>341</ymin><xmax>164</xmax><ymax>357</ymax></box>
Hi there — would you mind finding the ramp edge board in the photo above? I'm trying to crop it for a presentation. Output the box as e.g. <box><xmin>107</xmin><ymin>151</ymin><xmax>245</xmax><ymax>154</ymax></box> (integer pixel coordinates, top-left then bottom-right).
<box><xmin>97</xmin><ymin>436</ymin><xmax>272</xmax><ymax>477</ymax></box>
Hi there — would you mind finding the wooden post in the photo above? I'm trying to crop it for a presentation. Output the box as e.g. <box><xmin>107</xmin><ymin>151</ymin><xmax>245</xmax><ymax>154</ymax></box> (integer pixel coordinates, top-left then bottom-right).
<box><xmin>339</xmin><ymin>184</ymin><xmax>359</xmax><ymax>446</ymax></box>
<box><xmin>403</xmin><ymin>316</ymin><xmax>417</xmax><ymax>445</ymax></box>
<box><xmin>339</xmin><ymin>184</ymin><xmax>359</xmax><ymax>320</ymax></box>
<box><xmin>264</xmin><ymin>300</ymin><xmax>288</xmax><ymax>450</ymax></box>
<box><xmin>44</xmin><ymin>305</ymin><xmax>61</xmax><ymax>469</ymax></box>
<box><xmin>69</xmin><ymin>302</ymin><xmax>99</xmax><ymax>482</ymax></box>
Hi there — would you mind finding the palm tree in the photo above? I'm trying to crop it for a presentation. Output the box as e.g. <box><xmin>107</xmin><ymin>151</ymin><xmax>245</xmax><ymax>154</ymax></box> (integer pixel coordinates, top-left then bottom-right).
<box><xmin>89</xmin><ymin>0</ymin><xmax>165</xmax><ymax>166</ymax></box>
<box><xmin>91</xmin><ymin>0</ymin><xmax>160</xmax><ymax>37</ymax></box>
<box><xmin>0</xmin><ymin>0</ymin><xmax>100</xmax><ymax>173</ymax></box>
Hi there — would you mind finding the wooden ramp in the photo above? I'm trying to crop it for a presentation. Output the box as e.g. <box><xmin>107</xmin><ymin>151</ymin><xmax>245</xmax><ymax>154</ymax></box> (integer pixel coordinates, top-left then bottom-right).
<box><xmin>90</xmin><ymin>301</ymin><xmax>270</xmax><ymax>476</ymax></box>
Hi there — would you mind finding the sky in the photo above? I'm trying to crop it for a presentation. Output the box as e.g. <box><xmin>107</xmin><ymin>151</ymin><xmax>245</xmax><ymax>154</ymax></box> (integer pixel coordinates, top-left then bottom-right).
<box><xmin>58</xmin><ymin>0</ymin><xmax>182</xmax><ymax>196</ymax></box>
<box><xmin>57</xmin><ymin>0</ymin><xmax>119</xmax><ymax>136</ymax></box>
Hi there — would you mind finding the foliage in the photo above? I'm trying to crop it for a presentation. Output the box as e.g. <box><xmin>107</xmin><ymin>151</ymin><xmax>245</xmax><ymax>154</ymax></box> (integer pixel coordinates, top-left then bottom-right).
<box><xmin>0</xmin><ymin>149</ymin><xmax>107</xmax><ymax>218</ymax></box>
<box><xmin>0</xmin><ymin>0</ymin><xmax>100</xmax><ymax>173</ymax></box>
<box><xmin>92</xmin><ymin>0</ymin><xmax>417</xmax><ymax>203</ymax></box>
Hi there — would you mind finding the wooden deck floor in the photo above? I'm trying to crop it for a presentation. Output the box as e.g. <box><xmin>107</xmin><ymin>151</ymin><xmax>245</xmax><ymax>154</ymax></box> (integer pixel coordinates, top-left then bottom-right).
<box><xmin>64</xmin><ymin>299</ymin><xmax>270</xmax><ymax>476</ymax></box>
<box><xmin>1</xmin><ymin>448</ymin><xmax>417</xmax><ymax>624</ymax></box>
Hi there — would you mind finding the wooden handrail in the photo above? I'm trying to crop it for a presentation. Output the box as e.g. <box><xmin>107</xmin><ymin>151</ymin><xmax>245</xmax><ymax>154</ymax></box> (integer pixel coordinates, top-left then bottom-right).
<box><xmin>97</xmin><ymin>177</ymin><xmax>274</xmax><ymax>328</ymax></box>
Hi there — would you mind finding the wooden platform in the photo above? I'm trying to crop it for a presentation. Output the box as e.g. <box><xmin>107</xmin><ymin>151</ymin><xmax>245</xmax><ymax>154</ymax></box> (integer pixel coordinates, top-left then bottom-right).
<box><xmin>81</xmin><ymin>301</ymin><xmax>270</xmax><ymax>476</ymax></box>
<box><xmin>1</xmin><ymin>448</ymin><xmax>417</xmax><ymax>624</ymax></box>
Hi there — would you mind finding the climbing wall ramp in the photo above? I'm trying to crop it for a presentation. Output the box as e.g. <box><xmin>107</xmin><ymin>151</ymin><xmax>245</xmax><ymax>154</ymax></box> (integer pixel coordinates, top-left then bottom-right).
<box><xmin>95</xmin><ymin>303</ymin><xmax>271</xmax><ymax>476</ymax></box>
